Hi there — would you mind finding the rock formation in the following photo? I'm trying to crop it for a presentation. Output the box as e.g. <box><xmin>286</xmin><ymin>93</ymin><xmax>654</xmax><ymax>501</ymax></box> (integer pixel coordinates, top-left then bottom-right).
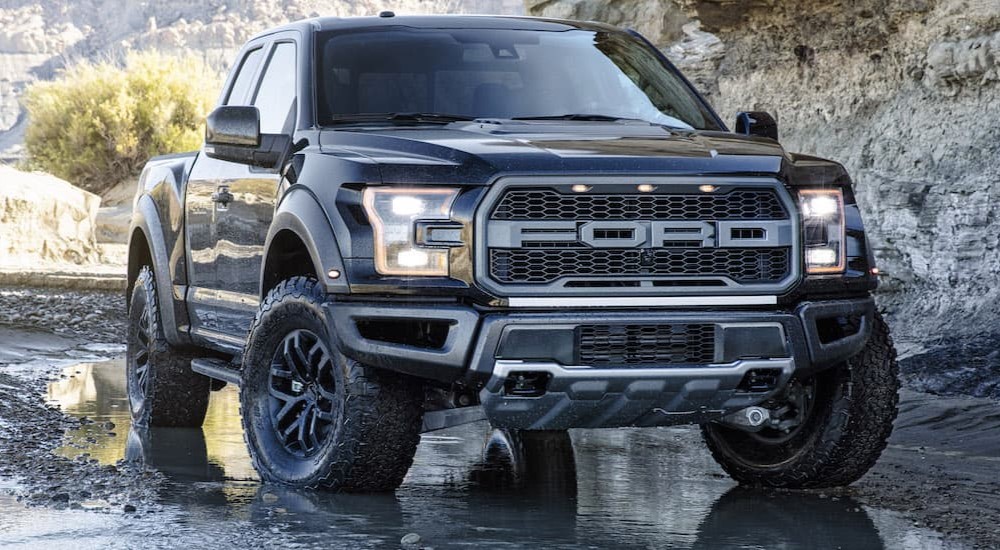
<box><xmin>0</xmin><ymin>166</ymin><xmax>101</xmax><ymax>266</ymax></box>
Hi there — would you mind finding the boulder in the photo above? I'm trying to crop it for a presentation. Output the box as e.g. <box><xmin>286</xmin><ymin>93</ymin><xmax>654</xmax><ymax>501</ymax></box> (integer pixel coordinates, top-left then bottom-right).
<box><xmin>0</xmin><ymin>166</ymin><xmax>101</xmax><ymax>266</ymax></box>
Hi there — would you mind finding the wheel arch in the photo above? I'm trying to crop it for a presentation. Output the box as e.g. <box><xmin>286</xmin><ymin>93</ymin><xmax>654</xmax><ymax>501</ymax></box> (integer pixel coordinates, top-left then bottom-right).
<box><xmin>128</xmin><ymin>195</ymin><xmax>185</xmax><ymax>345</ymax></box>
<box><xmin>261</xmin><ymin>189</ymin><xmax>348</xmax><ymax>298</ymax></box>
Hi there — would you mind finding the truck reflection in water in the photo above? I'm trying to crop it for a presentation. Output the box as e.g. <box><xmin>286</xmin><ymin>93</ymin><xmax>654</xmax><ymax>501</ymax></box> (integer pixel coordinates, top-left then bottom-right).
<box><xmin>45</xmin><ymin>360</ymin><xmax>949</xmax><ymax>549</ymax></box>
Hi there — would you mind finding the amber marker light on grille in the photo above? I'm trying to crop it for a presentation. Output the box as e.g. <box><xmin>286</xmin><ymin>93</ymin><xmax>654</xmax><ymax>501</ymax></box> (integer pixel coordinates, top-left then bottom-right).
<box><xmin>637</xmin><ymin>184</ymin><xmax>657</xmax><ymax>193</ymax></box>
<box><xmin>699</xmin><ymin>184</ymin><xmax>717</xmax><ymax>193</ymax></box>
<box><xmin>571</xmin><ymin>184</ymin><xmax>592</xmax><ymax>193</ymax></box>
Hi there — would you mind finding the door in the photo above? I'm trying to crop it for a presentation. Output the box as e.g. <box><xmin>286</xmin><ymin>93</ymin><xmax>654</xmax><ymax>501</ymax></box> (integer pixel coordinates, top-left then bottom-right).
<box><xmin>212</xmin><ymin>40</ymin><xmax>299</xmax><ymax>341</ymax></box>
<box><xmin>184</xmin><ymin>43</ymin><xmax>267</xmax><ymax>345</ymax></box>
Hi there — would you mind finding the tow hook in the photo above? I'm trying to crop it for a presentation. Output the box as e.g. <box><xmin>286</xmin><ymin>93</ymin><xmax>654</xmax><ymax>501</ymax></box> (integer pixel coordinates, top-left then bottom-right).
<box><xmin>720</xmin><ymin>406</ymin><xmax>771</xmax><ymax>432</ymax></box>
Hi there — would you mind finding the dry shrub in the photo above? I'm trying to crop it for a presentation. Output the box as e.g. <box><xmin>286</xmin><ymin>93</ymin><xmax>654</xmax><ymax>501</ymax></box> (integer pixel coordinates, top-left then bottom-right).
<box><xmin>22</xmin><ymin>51</ymin><xmax>220</xmax><ymax>194</ymax></box>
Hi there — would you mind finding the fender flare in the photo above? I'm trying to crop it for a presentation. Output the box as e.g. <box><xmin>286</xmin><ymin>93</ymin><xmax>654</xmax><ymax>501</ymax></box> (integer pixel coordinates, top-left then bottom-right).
<box><xmin>128</xmin><ymin>195</ymin><xmax>186</xmax><ymax>346</ymax></box>
<box><xmin>261</xmin><ymin>188</ymin><xmax>349</xmax><ymax>297</ymax></box>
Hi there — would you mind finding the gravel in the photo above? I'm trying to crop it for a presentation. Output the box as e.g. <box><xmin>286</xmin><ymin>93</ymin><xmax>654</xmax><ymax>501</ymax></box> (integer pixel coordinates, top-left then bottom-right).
<box><xmin>0</xmin><ymin>287</ymin><xmax>160</xmax><ymax>514</ymax></box>
<box><xmin>0</xmin><ymin>286</ymin><xmax>125</xmax><ymax>344</ymax></box>
<box><xmin>0</xmin><ymin>367</ymin><xmax>163</xmax><ymax>514</ymax></box>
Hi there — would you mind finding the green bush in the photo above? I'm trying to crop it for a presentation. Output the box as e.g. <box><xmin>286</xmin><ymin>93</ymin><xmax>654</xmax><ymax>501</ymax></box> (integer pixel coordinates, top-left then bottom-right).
<box><xmin>22</xmin><ymin>51</ymin><xmax>221</xmax><ymax>194</ymax></box>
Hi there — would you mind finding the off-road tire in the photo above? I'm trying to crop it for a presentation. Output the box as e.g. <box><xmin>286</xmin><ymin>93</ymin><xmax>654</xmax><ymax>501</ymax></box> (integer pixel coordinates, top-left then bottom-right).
<box><xmin>701</xmin><ymin>312</ymin><xmax>899</xmax><ymax>489</ymax></box>
<box><xmin>240</xmin><ymin>277</ymin><xmax>424</xmax><ymax>492</ymax></box>
<box><xmin>126</xmin><ymin>266</ymin><xmax>211</xmax><ymax>427</ymax></box>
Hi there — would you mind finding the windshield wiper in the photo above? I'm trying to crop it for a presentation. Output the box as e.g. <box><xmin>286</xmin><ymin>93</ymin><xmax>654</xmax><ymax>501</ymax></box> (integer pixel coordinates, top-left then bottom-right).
<box><xmin>328</xmin><ymin>112</ymin><xmax>476</xmax><ymax>125</ymax></box>
<box><xmin>512</xmin><ymin>114</ymin><xmax>641</xmax><ymax>122</ymax></box>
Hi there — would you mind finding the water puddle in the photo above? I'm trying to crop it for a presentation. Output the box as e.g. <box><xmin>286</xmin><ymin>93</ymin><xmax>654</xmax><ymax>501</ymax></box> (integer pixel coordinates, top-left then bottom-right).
<box><xmin>28</xmin><ymin>359</ymin><xmax>970</xmax><ymax>549</ymax></box>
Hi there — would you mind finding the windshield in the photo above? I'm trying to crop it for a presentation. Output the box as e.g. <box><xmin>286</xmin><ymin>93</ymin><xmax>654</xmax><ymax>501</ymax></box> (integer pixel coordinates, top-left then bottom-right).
<box><xmin>315</xmin><ymin>26</ymin><xmax>721</xmax><ymax>130</ymax></box>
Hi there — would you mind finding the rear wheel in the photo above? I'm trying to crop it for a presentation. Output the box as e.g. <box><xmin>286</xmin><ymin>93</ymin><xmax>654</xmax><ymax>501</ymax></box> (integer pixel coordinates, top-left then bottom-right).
<box><xmin>702</xmin><ymin>313</ymin><xmax>899</xmax><ymax>488</ymax></box>
<box><xmin>126</xmin><ymin>266</ymin><xmax>210</xmax><ymax>427</ymax></box>
<box><xmin>240</xmin><ymin>277</ymin><xmax>425</xmax><ymax>491</ymax></box>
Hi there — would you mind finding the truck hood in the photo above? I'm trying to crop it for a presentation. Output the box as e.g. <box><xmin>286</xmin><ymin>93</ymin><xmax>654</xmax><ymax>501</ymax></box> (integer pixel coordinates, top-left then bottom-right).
<box><xmin>318</xmin><ymin>121</ymin><xmax>791</xmax><ymax>185</ymax></box>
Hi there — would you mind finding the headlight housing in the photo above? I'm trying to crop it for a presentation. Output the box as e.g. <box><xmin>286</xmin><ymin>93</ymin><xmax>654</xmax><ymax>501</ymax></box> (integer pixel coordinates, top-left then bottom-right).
<box><xmin>799</xmin><ymin>189</ymin><xmax>846</xmax><ymax>274</ymax></box>
<box><xmin>362</xmin><ymin>187</ymin><xmax>460</xmax><ymax>276</ymax></box>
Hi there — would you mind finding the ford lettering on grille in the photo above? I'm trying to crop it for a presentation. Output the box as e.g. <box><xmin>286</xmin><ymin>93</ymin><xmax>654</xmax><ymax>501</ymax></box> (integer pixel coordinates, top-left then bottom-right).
<box><xmin>487</xmin><ymin>220</ymin><xmax>792</xmax><ymax>249</ymax></box>
<box><xmin>477</xmin><ymin>181</ymin><xmax>800</xmax><ymax>296</ymax></box>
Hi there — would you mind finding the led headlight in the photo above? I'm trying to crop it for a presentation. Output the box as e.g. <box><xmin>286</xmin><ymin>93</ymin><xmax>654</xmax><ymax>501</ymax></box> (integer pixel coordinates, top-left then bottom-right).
<box><xmin>799</xmin><ymin>189</ymin><xmax>846</xmax><ymax>274</ymax></box>
<box><xmin>362</xmin><ymin>187</ymin><xmax>459</xmax><ymax>276</ymax></box>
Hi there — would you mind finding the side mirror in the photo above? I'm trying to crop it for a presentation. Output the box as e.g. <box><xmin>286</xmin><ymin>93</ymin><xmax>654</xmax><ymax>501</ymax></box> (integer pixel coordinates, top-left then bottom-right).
<box><xmin>205</xmin><ymin>106</ymin><xmax>289</xmax><ymax>169</ymax></box>
<box><xmin>735</xmin><ymin>111</ymin><xmax>779</xmax><ymax>141</ymax></box>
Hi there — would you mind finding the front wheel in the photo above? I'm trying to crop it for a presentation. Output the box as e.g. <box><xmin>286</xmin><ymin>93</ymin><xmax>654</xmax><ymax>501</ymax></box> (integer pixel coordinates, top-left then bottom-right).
<box><xmin>240</xmin><ymin>277</ymin><xmax>425</xmax><ymax>491</ymax></box>
<box><xmin>702</xmin><ymin>313</ymin><xmax>899</xmax><ymax>489</ymax></box>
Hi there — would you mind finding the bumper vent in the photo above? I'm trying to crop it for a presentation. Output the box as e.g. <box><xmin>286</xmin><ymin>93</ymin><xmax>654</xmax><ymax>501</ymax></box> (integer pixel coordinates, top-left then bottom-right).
<box><xmin>577</xmin><ymin>323</ymin><xmax>716</xmax><ymax>367</ymax></box>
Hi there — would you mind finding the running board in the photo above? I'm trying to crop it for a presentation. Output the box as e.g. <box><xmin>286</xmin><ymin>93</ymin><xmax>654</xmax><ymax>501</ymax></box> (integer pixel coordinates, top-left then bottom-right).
<box><xmin>191</xmin><ymin>358</ymin><xmax>241</xmax><ymax>386</ymax></box>
<box><xmin>421</xmin><ymin>406</ymin><xmax>487</xmax><ymax>433</ymax></box>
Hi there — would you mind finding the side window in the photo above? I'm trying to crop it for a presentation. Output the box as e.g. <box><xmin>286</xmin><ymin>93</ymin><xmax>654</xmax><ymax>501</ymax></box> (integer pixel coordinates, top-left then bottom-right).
<box><xmin>225</xmin><ymin>47</ymin><xmax>265</xmax><ymax>106</ymax></box>
<box><xmin>253</xmin><ymin>42</ymin><xmax>297</xmax><ymax>134</ymax></box>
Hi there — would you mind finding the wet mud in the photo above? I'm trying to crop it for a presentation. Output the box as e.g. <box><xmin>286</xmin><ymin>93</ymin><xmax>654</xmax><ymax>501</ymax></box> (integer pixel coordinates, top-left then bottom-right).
<box><xmin>0</xmin><ymin>355</ymin><xmax>989</xmax><ymax>549</ymax></box>
<box><xmin>1</xmin><ymin>292</ymin><xmax>998</xmax><ymax>549</ymax></box>
<box><xmin>900</xmin><ymin>333</ymin><xmax>1000</xmax><ymax>400</ymax></box>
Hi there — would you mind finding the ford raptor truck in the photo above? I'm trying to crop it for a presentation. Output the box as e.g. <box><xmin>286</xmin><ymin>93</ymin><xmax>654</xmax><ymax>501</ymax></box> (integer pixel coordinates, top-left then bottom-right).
<box><xmin>126</xmin><ymin>14</ymin><xmax>899</xmax><ymax>491</ymax></box>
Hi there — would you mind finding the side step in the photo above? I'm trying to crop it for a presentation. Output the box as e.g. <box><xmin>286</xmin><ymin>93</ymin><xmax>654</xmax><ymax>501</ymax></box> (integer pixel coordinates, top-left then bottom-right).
<box><xmin>191</xmin><ymin>358</ymin><xmax>241</xmax><ymax>386</ymax></box>
<box><xmin>421</xmin><ymin>406</ymin><xmax>487</xmax><ymax>433</ymax></box>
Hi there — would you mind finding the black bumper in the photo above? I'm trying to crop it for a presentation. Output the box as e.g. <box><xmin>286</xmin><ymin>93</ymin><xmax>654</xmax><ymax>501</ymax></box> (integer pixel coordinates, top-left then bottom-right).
<box><xmin>325</xmin><ymin>297</ymin><xmax>875</xmax><ymax>429</ymax></box>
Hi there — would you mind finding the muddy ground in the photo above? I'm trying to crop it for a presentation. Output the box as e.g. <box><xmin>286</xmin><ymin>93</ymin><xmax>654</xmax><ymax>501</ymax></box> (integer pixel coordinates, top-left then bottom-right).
<box><xmin>0</xmin><ymin>287</ymin><xmax>998</xmax><ymax>548</ymax></box>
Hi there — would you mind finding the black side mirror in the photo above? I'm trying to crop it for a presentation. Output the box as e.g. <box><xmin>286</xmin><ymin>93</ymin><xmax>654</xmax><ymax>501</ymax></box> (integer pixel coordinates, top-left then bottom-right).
<box><xmin>205</xmin><ymin>106</ymin><xmax>289</xmax><ymax>169</ymax></box>
<box><xmin>735</xmin><ymin>111</ymin><xmax>779</xmax><ymax>141</ymax></box>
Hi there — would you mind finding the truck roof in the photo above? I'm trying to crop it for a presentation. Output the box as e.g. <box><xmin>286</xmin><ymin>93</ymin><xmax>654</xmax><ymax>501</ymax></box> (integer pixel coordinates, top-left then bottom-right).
<box><xmin>250</xmin><ymin>14</ymin><xmax>621</xmax><ymax>42</ymax></box>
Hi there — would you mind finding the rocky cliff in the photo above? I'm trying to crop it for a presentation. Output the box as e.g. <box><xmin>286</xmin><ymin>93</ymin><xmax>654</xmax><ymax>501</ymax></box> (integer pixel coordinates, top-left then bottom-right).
<box><xmin>529</xmin><ymin>1</ymin><xmax>1000</xmax><ymax>351</ymax></box>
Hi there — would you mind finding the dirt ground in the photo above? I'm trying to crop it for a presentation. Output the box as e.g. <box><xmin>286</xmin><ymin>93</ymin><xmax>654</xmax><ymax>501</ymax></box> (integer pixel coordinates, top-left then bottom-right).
<box><xmin>1</xmin><ymin>287</ymin><xmax>998</xmax><ymax>548</ymax></box>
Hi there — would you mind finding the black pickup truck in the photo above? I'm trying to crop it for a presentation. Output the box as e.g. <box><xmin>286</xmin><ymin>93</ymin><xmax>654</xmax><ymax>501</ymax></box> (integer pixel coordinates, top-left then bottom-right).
<box><xmin>126</xmin><ymin>14</ymin><xmax>899</xmax><ymax>491</ymax></box>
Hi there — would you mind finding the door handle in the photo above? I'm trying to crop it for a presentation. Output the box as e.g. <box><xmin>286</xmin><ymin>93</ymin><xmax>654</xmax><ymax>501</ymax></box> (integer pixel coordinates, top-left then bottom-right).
<box><xmin>211</xmin><ymin>186</ymin><xmax>233</xmax><ymax>210</ymax></box>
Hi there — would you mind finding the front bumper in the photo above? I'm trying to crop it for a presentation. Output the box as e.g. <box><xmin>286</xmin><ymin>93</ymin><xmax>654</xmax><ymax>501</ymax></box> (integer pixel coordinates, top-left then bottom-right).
<box><xmin>326</xmin><ymin>296</ymin><xmax>875</xmax><ymax>429</ymax></box>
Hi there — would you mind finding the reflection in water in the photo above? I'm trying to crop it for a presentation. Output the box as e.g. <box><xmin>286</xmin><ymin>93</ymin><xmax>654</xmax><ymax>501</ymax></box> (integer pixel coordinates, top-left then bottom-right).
<box><xmin>125</xmin><ymin>428</ymin><xmax>226</xmax><ymax>483</ymax></box>
<box><xmin>41</xmin><ymin>360</ymin><xmax>967</xmax><ymax>549</ymax></box>
<box><xmin>48</xmin><ymin>360</ymin><xmax>255</xmax><ymax>481</ymax></box>
<box><xmin>691</xmin><ymin>488</ymin><xmax>884</xmax><ymax>549</ymax></box>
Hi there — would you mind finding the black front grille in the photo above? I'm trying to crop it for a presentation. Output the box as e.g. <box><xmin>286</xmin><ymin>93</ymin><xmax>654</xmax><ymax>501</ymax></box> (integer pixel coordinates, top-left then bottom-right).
<box><xmin>480</xmin><ymin>182</ymin><xmax>797</xmax><ymax>295</ymax></box>
<box><xmin>578</xmin><ymin>324</ymin><xmax>717</xmax><ymax>366</ymax></box>
<box><xmin>492</xmin><ymin>189</ymin><xmax>787</xmax><ymax>220</ymax></box>
<box><xmin>490</xmin><ymin>248</ymin><xmax>790</xmax><ymax>284</ymax></box>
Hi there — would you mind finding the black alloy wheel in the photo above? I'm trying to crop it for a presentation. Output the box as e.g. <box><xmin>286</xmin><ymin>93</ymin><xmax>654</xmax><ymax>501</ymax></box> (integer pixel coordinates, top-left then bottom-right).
<box><xmin>128</xmin><ymin>305</ymin><xmax>152</xmax><ymax>412</ymax></box>
<box><xmin>268</xmin><ymin>330</ymin><xmax>340</xmax><ymax>457</ymax></box>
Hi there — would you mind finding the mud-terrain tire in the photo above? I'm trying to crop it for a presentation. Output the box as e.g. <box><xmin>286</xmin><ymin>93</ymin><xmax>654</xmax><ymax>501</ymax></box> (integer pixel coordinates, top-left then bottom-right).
<box><xmin>701</xmin><ymin>313</ymin><xmax>899</xmax><ymax>489</ymax></box>
<box><xmin>240</xmin><ymin>277</ymin><xmax>424</xmax><ymax>492</ymax></box>
<box><xmin>127</xmin><ymin>266</ymin><xmax>211</xmax><ymax>428</ymax></box>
